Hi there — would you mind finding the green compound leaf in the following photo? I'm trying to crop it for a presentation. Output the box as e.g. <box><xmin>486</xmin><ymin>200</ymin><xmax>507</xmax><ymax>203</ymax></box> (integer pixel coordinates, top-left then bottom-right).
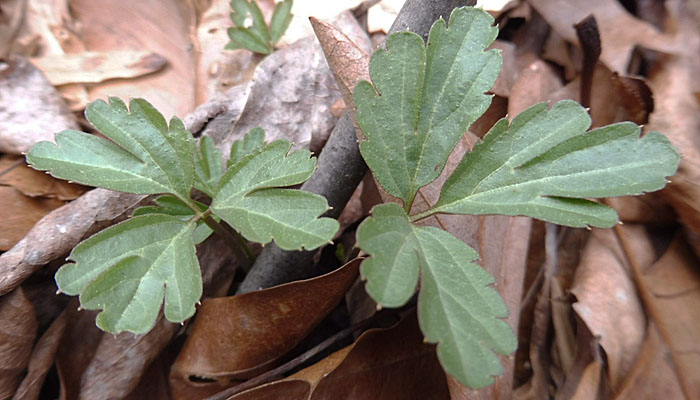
<box><xmin>353</xmin><ymin>7</ymin><xmax>500</xmax><ymax>207</ymax></box>
<box><xmin>228</xmin><ymin>126</ymin><xmax>266</xmax><ymax>167</ymax></box>
<box><xmin>211</xmin><ymin>137</ymin><xmax>338</xmax><ymax>250</ymax></box>
<box><xmin>26</xmin><ymin>97</ymin><xmax>195</xmax><ymax>200</ymax></box>
<box><xmin>133</xmin><ymin>195</ymin><xmax>215</xmax><ymax>245</ymax></box>
<box><xmin>357</xmin><ymin>203</ymin><xmax>516</xmax><ymax>388</ymax></box>
<box><xmin>430</xmin><ymin>100</ymin><xmax>681</xmax><ymax>227</ymax></box>
<box><xmin>55</xmin><ymin>214</ymin><xmax>201</xmax><ymax>334</ymax></box>
<box><xmin>228</xmin><ymin>0</ymin><xmax>272</xmax><ymax>54</ymax></box>
<box><xmin>195</xmin><ymin>136</ymin><xmax>224</xmax><ymax>197</ymax></box>
<box><xmin>269</xmin><ymin>0</ymin><xmax>293</xmax><ymax>44</ymax></box>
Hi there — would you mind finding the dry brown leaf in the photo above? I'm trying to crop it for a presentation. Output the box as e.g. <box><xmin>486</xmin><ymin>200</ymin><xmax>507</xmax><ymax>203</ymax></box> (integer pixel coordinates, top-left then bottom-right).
<box><xmin>171</xmin><ymin>259</ymin><xmax>360</xmax><ymax>384</ymax></box>
<box><xmin>550</xmin><ymin>63</ymin><xmax>654</xmax><ymax>128</ymax></box>
<box><xmin>0</xmin><ymin>186</ymin><xmax>65</xmax><ymax>251</ymax></box>
<box><xmin>0</xmin><ymin>54</ymin><xmax>79</xmax><ymax>154</ymax></box>
<box><xmin>0</xmin><ymin>155</ymin><xmax>86</xmax><ymax>200</ymax></box>
<box><xmin>70</xmin><ymin>0</ymin><xmax>197</xmax><ymax>118</ymax></box>
<box><xmin>0</xmin><ymin>288</ymin><xmax>37</xmax><ymax>400</ymax></box>
<box><xmin>55</xmin><ymin>306</ymin><xmax>101</xmax><ymax>400</ymax></box>
<box><xmin>647</xmin><ymin>2</ymin><xmax>700</xmax><ymax>236</ymax></box>
<box><xmin>637</xmin><ymin>233</ymin><xmax>700</xmax><ymax>398</ymax></box>
<box><xmin>507</xmin><ymin>59</ymin><xmax>563</xmax><ymax>118</ymax></box>
<box><xmin>0</xmin><ymin>0</ymin><xmax>26</xmax><ymax>58</ymax></box>
<box><xmin>528</xmin><ymin>0</ymin><xmax>679</xmax><ymax>72</ymax></box>
<box><xmin>29</xmin><ymin>50</ymin><xmax>167</xmax><ymax>85</ymax></box>
<box><xmin>76</xmin><ymin>316</ymin><xmax>180</xmax><ymax>400</ymax></box>
<box><xmin>570</xmin><ymin>226</ymin><xmax>656</xmax><ymax>390</ymax></box>
<box><xmin>615</xmin><ymin>325</ymin><xmax>686</xmax><ymax>399</ymax></box>
<box><xmin>605</xmin><ymin>193</ymin><xmax>676</xmax><ymax>225</ymax></box>
<box><xmin>490</xmin><ymin>40</ymin><xmax>519</xmax><ymax>98</ymax></box>
<box><xmin>228</xmin><ymin>312</ymin><xmax>449</xmax><ymax>400</ymax></box>
<box><xmin>309</xmin><ymin>15</ymin><xmax>370</xmax><ymax>115</ymax></box>
<box><xmin>13</xmin><ymin>308</ymin><xmax>69</xmax><ymax>400</ymax></box>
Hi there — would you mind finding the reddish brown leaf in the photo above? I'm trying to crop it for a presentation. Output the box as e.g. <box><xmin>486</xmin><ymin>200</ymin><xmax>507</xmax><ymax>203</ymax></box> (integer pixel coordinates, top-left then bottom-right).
<box><xmin>570</xmin><ymin>226</ymin><xmax>655</xmax><ymax>390</ymax></box>
<box><xmin>637</xmin><ymin>234</ymin><xmax>700</xmax><ymax>398</ymax></box>
<box><xmin>0</xmin><ymin>155</ymin><xmax>86</xmax><ymax>200</ymax></box>
<box><xmin>228</xmin><ymin>312</ymin><xmax>449</xmax><ymax>400</ymax></box>
<box><xmin>0</xmin><ymin>288</ymin><xmax>37</xmax><ymax>399</ymax></box>
<box><xmin>507</xmin><ymin>59</ymin><xmax>563</xmax><ymax>118</ymax></box>
<box><xmin>171</xmin><ymin>259</ymin><xmax>360</xmax><ymax>383</ymax></box>
<box><xmin>310</xmin><ymin>15</ymin><xmax>370</xmax><ymax>113</ymax></box>
<box><xmin>615</xmin><ymin>325</ymin><xmax>686</xmax><ymax>399</ymax></box>
<box><xmin>528</xmin><ymin>0</ymin><xmax>679</xmax><ymax>72</ymax></box>
<box><xmin>647</xmin><ymin>3</ymin><xmax>700</xmax><ymax>236</ymax></box>
<box><xmin>0</xmin><ymin>186</ymin><xmax>65</xmax><ymax>251</ymax></box>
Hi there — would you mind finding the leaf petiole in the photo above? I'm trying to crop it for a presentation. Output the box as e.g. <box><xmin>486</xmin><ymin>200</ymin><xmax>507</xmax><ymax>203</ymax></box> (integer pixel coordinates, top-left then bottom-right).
<box><xmin>201</xmin><ymin>214</ymin><xmax>255</xmax><ymax>271</ymax></box>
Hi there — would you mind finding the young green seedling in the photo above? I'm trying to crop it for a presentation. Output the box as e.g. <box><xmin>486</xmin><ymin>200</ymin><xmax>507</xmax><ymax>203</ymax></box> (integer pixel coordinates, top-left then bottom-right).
<box><xmin>352</xmin><ymin>6</ymin><xmax>679</xmax><ymax>389</ymax></box>
<box><xmin>226</xmin><ymin>0</ymin><xmax>293</xmax><ymax>54</ymax></box>
<box><xmin>26</xmin><ymin>98</ymin><xmax>338</xmax><ymax>334</ymax></box>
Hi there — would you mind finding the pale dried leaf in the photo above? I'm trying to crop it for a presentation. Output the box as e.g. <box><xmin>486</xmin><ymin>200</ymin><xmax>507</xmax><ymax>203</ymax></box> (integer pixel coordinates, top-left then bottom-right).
<box><xmin>528</xmin><ymin>0</ymin><xmax>679</xmax><ymax>72</ymax></box>
<box><xmin>71</xmin><ymin>0</ymin><xmax>197</xmax><ymax>118</ymax></box>
<box><xmin>30</xmin><ymin>50</ymin><xmax>167</xmax><ymax>85</ymax></box>
<box><xmin>0</xmin><ymin>55</ymin><xmax>79</xmax><ymax>154</ymax></box>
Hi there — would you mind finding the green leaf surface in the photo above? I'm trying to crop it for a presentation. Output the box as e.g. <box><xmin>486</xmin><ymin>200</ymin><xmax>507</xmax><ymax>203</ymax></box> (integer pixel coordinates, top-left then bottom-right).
<box><xmin>211</xmin><ymin>138</ymin><xmax>338</xmax><ymax>250</ymax></box>
<box><xmin>430</xmin><ymin>100</ymin><xmax>681</xmax><ymax>227</ymax></box>
<box><xmin>228</xmin><ymin>27</ymin><xmax>271</xmax><ymax>54</ymax></box>
<box><xmin>26</xmin><ymin>97</ymin><xmax>195</xmax><ymax>199</ymax></box>
<box><xmin>133</xmin><ymin>196</ymin><xmax>215</xmax><ymax>244</ymax></box>
<box><xmin>195</xmin><ymin>136</ymin><xmax>224</xmax><ymax>197</ymax></box>
<box><xmin>228</xmin><ymin>0</ymin><xmax>272</xmax><ymax>54</ymax></box>
<box><xmin>228</xmin><ymin>126</ymin><xmax>266</xmax><ymax>167</ymax></box>
<box><xmin>357</xmin><ymin>203</ymin><xmax>516</xmax><ymax>388</ymax></box>
<box><xmin>353</xmin><ymin>7</ymin><xmax>500</xmax><ymax>207</ymax></box>
<box><xmin>269</xmin><ymin>0</ymin><xmax>293</xmax><ymax>44</ymax></box>
<box><xmin>55</xmin><ymin>214</ymin><xmax>201</xmax><ymax>334</ymax></box>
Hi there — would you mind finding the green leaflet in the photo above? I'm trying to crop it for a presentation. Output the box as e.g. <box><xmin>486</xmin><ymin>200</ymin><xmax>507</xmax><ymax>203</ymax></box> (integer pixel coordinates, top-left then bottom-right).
<box><xmin>357</xmin><ymin>203</ymin><xmax>516</xmax><ymax>388</ymax></box>
<box><xmin>228</xmin><ymin>126</ymin><xmax>266</xmax><ymax>167</ymax></box>
<box><xmin>211</xmin><ymin>138</ymin><xmax>339</xmax><ymax>250</ymax></box>
<box><xmin>353</xmin><ymin>7</ymin><xmax>500</xmax><ymax>208</ymax></box>
<box><xmin>26</xmin><ymin>97</ymin><xmax>195</xmax><ymax>200</ymax></box>
<box><xmin>55</xmin><ymin>214</ymin><xmax>200</xmax><ymax>334</ymax></box>
<box><xmin>226</xmin><ymin>0</ymin><xmax>292</xmax><ymax>54</ymax></box>
<box><xmin>195</xmin><ymin>136</ymin><xmax>224</xmax><ymax>197</ymax></box>
<box><xmin>430</xmin><ymin>101</ymin><xmax>681</xmax><ymax>227</ymax></box>
<box><xmin>133</xmin><ymin>195</ymin><xmax>215</xmax><ymax>245</ymax></box>
<box><xmin>269</xmin><ymin>0</ymin><xmax>293</xmax><ymax>44</ymax></box>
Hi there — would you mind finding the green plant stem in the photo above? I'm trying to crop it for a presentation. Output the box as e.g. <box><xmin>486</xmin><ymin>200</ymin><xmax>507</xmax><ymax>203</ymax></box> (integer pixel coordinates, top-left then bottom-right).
<box><xmin>202</xmin><ymin>215</ymin><xmax>254</xmax><ymax>271</ymax></box>
<box><xmin>178</xmin><ymin>195</ymin><xmax>255</xmax><ymax>270</ymax></box>
<box><xmin>408</xmin><ymin>208</ymin><xmax>438</xmax><ymax>223</ymax></box>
